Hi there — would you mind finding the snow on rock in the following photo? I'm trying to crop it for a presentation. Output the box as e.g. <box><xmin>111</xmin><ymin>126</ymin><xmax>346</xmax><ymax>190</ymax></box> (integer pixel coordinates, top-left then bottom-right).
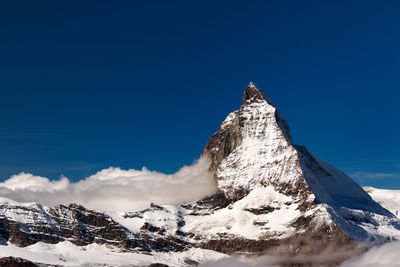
<box><xmin>0</xmin><ymin>198</ymin><xmax>52</xmax><ymax>227</ymax></box>
<box><xmin>0</xmin><ymin>241</ymin><xmax>226</xmax><ymax>267</ymax></box>
<box><xmin>182</xmin><ymin>186</ymin><xmax>301</xmax><ymax>240</ymax></box>
<box><xmin>216</xmin><ymin>100</ymin><xmax>301</xmax><ymax>194</ymax></box>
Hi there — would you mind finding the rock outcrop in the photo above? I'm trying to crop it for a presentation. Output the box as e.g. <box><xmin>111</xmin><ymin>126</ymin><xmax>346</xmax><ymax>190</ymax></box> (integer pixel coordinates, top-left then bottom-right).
<box><xmin>0</xmin><ymin>257</ymin><xmax>40</xmax><ymax>267</ymax></box>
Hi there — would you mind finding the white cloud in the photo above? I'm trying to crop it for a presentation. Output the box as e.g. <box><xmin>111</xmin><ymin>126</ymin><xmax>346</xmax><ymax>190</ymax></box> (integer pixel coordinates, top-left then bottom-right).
<box><xmin>201</xmin><ymin>242</ymin><xmax>400</xmax><ymax>267</ymax></box>
<box><xmin>340</xmin><ymin>241</ymin><xmax>400</xmax><ymax>267</ymax></box>
<box><xmin>200</xmin><ymin>243</ymin><xmax>364</xmax><ymax>267</ymax></box>
<box><xmin>0</xmin><ymin>157</ymin><xmax>217</xmax><ymax>212</ymax></box>
<box><xmin>199</xmin><ymin>257</ymin><xmax>258</xmax><ymax>267</ymax></box>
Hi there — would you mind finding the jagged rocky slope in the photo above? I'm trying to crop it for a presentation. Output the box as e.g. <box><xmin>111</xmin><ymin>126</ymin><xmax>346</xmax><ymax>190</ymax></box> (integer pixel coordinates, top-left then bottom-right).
<box><xmin>1</xmin><ymin>83</ymin><xmax>400</xmax><ymax>266</ymax></box>
<box><xmin>0</xmin><ymin>198</ymin><xmax>149</xmax><ymax>251</ymax></box>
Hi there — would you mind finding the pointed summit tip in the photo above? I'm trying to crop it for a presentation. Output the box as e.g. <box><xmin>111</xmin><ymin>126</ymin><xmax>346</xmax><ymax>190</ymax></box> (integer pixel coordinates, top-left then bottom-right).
<box><xmin>248</xmin><ymin>82</ymin><xmax>257</xmax><ymax>88</ymax></box>
<box><xmin>242</xmin><ymin>82</ymin><xmax>267</xmax><ymax>105</ymax></box>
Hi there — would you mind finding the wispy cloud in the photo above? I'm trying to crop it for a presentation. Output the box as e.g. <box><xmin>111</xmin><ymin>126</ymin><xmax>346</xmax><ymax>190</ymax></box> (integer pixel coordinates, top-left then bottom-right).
<box><xmin>349</xmin><ymin>172</ymin><xmax>398</xmax><ymax>180</ymax></box>
<box><xmin>353</xmin><ymin>159</ymin><xmax>400</xmax><ymax>168</ymax></box>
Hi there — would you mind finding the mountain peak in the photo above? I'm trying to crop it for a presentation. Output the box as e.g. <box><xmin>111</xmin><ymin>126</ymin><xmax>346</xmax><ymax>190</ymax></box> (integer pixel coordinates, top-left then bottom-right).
<box><xmin>242</xmin><ymin>82</ymin><xmax>267</xmax><ymax>105</ymax></box>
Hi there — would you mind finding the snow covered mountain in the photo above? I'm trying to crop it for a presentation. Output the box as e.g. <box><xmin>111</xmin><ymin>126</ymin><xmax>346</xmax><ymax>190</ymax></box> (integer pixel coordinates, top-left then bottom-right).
<box><xmin>364</xmin><ymin>187</ymin><xmax>400</xmax><ymax>219</ymax></box>
<box><xmin>1</xmin><ymin>83</ymin><xmax>400</xmax><ymax>266</ymax></box>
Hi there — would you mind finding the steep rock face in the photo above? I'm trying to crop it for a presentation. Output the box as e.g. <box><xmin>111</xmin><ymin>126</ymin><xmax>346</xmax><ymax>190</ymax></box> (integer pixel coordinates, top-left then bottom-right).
<box><xmin>0</xmin><ymin>198</ymin><xmax>149</xmax><ymax>251</ymax></box>
<box><xmin>0</xmin><ymin>199</ymin><xmax>62</xmax><ymax>247</ymax></box>
<box><xmin>47</xmin><ymin>203</ymin><xmax>149</xmax><ymax>250</ymax></box>
<box><xmin>202</xmin><ymin>110</ymin><xmax>242</xmax><ymax>171</ymax></box>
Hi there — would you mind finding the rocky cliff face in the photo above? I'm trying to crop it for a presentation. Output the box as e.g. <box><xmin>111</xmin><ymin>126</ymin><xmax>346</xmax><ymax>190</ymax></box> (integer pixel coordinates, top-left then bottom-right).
<box><xmin>0</xmin><ymin>198</ymin><xmax>149</xmax><ymax>251</ymax></box>
<box><xmin>1</xmin><ymin>83</ymin><xmax>400</xmax><ymax>266</ymax></box>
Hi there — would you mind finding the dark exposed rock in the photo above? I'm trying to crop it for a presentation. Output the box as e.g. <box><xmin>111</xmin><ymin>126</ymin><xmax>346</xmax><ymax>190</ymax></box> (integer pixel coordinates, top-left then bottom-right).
<box><xmin>198</xmin><ymin>238</ymin><xmax>280</xmax><ymax>254</ymax></box>
<box><xmin>140</xmin><ymin>222</ymin><xmax>189</xmax><ymax>252</ymax></box>
<box><xmin>148</xmin><ymin>264</ymin><xmax>169</xmax><ymax>267</ymax></box>
<box><xmin>197</xmin><ymin>188</ymin><xmax>250</xmax><ymax>210</ymax></box>
<box><xmin>245</xmin><ymin>206</ymin><xmax>277</xmax><ymax>215</ymax></box>
<box><xmin>149</xmin><ymin>203</ymin><xmax>168</xmax><ymax>212</ymax></box>
<box><xmin>183</xmin><ymin>258</ymin><xmax>199</xmax><ymax>266</ymax></box>
<box><xmin>197</xmin><ymin>191</ymin><xmax>232</xmax><ymax>209</ymax></box>
<box><xmin>201</xmin><ymin>111</ymin><xmax>242</xmax><ymax>171</ymax></box>
<box><xmin>141</xmin><ymin>222</ymin><xmax>166</xmax><ymax>235</ymax></box>
<box><xmin>242</xmin><ymin>82</ymin><xmax>267</xmax><ymax>105</ymax></box>
<box><xmin>0</xmin><ymin>257</ymin><xmax>39</xmax><ymax>267</ymax></box>
<box><xmin>141</xmin><ymin>232</ymin><xmax>188</xmax><ymax>252</ymax></box>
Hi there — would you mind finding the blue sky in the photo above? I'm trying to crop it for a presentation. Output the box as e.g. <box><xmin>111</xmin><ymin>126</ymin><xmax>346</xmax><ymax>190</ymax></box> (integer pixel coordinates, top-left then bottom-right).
<box><xmin>0</xmin><ymin>1</ymin><xmax>399</xmax><ymax>188</ymax></box>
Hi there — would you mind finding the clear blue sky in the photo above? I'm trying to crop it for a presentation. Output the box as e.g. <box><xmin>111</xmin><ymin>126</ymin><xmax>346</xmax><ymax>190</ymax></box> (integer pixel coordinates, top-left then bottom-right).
<box><xmin>0</xmin><ymin>1</ymin><xmax>399</xmax><ymax>189</ymax></box>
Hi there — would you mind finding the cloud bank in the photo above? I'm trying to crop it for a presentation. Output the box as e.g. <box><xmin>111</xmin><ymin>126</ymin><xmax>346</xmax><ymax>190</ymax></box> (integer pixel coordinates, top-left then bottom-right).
<box><xmin>0</xmin><ymin>157</ymin><xmax>217</xmax><ymax>212</ymax></box>
<box><xmin>201</xmin><ymin>244</ymin><xmax>364</xmax><ymax>267</ymax></box>
<box><xmin>201</xmin><ymin>242</ymin><xmax>400</xmax><ymax>267</ymax></box>
<box><xmin>340</xmin><ymin>241</ymin><xmax>400</xmax><ymax>267</ymax></box>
